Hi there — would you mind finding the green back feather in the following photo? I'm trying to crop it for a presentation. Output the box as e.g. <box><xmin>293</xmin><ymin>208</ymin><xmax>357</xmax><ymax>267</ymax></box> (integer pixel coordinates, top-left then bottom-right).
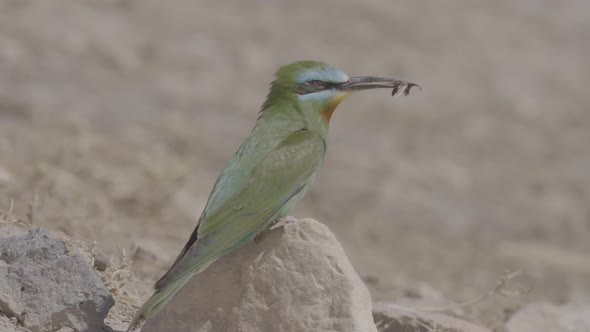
<box><xmin>128</xmin><ymin>61</ymin><xmax>350</xmax><ymax>330</ymax></box>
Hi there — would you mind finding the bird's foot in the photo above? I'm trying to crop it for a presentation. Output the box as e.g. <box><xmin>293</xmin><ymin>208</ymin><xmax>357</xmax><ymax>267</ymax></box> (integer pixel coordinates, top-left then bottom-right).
<box><xmin>254</xmin><ymin>232</ymin><xmax>266</xmax><ymax>244</ymax></box>
<box><xmin>270</xmin><ymin>215</ymin><xmax>298</xmax><ymax>230</ymax></box>
<box><xmin>255</xmin><ymin>216</ymin><xmax>298</xmax><ymax>243</ymax></box>
<box><xmin>279</xmin><ymin>215</ymin><xmax>298</xmax><ymax>223</ymax></box>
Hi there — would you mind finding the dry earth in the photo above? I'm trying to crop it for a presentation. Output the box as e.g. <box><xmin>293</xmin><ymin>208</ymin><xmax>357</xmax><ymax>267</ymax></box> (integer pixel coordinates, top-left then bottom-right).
<box><xmin>1</xmin><ymin>0</ymin><xmax>589</xmax><ymax>330</ymax></box>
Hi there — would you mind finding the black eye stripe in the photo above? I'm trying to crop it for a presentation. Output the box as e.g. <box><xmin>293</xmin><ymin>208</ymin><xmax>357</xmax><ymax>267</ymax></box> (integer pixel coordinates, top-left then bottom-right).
<box><xmin>309</xmin><ymin>80</ymin><xmax>326</xmax><ymax>88</ymax></box>
<box><xmin>294</xmin><ymin>80</ymin><xmax>339</xmax><ymax>95</ymax></box>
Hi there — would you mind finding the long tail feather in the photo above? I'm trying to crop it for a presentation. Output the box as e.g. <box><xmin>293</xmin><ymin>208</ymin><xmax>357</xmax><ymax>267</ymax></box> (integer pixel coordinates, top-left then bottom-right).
<box><xmin>126</xmin><ymin>273</ymin><xmax>193</xmax><ymax>332</ymax></box>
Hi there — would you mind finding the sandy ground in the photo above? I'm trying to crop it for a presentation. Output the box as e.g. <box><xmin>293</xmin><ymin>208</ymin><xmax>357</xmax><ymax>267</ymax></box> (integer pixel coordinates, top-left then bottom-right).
<box><xmin>0</xmin><ymin>0</ymin><xmax>589</xmax><ymax>330</ymax></box>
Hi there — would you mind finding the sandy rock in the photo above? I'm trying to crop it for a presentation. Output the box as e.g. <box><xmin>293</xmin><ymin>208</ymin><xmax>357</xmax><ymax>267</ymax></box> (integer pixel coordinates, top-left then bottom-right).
<box><xmin>0</xmin><ymin>228</ymin><xmax>114</xmax><ymax>332</ymax></box>
<box><xmin>93</xmin><ymin>252</ymin><xmax>110</xmax><ymax>272</ymax></box>
<box><xmin>102</xmin><ymin>258</ymin><xmax>153</xmax><ymax>332</ymax></box>
<box><xmin>142</xmin><ymin>218</ymin><xmax>377</xmax><ymax>332</ymax></box>
<box><xmin>372</xmin><ymin>302</ymin><xmax>491</xmax><ymax>332</ymax></box>
<box><xmin>0</xmin><ymin>222</ymin><xmax>30</xmax><ymax>240</ymax></box>
<box><xmin>505</xmin><ymin>302</ymin><xmax>590</xmax><ymax>332</ymax></box>
<box><xmin>0</xmin><ymin>314</ymin><xmax>29</xmax><ymax>332</ymax></box>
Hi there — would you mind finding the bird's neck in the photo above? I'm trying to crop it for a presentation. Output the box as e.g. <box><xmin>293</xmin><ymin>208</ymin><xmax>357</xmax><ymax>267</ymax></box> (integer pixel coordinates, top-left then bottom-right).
<box><xmin>297</xmin><ymin>101</ymin><xmax>331</xmax><ymax>138</ymax></box>
<box><xmin>295</xmin><ymin>90</ymin><xmax>349</xmax><ymax>130</ymax></box>
<box><xmin>259</xmin><ymin>98</ymin><xmax>330</xmax><ymax>141</ymax></box>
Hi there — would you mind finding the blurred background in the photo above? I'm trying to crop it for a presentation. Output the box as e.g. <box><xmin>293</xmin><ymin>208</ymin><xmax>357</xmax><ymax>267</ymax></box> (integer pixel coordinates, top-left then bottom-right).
<box><xmin>0</xmin><ymin>0</ymin><xmax>589</xmax><ymax>329</ymax></box>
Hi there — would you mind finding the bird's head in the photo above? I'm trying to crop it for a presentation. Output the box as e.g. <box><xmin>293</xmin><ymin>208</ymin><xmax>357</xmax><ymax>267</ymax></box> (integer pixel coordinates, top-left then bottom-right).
<box><xmin>263</xmin><ymin>60</ymin><xmax>418</xmax><ymax>124</ymax></box>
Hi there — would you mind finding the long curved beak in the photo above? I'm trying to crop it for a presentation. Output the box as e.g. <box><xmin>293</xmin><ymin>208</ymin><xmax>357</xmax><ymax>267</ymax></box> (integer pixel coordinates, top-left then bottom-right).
<box><xmin>337</xmin><ymin>76</ymin><xmax>420</xmax><ymax>96</ymax></box>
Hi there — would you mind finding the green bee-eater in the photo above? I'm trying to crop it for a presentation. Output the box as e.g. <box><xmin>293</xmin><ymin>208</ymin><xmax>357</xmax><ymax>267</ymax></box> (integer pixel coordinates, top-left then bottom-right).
<box><xmin>128</xmin><ymin>60</ymin><xmax>418</xmax><ymax>330</ymax></box>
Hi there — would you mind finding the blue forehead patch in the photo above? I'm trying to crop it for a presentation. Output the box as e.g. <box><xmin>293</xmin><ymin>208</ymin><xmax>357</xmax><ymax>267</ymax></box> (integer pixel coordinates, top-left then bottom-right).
<box><xmin>296</xmin><ymin>66</ymin><xmax>350</xmax><ymax>84</ymax></box>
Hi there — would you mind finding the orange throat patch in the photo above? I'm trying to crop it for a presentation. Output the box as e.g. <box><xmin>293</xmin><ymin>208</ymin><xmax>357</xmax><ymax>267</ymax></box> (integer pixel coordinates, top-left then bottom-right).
<box><xmin>321</xmin><ymin>92</ymin><xmax>349</xmax><ymax>125</ymax></box>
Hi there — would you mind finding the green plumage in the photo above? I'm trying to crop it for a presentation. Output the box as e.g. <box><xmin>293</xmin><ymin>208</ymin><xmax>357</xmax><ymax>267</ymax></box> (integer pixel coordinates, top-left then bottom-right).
<box><xmin>128</xmin><ymin>62</ymin><xmax>334</xmax><ymax>330</ymax></box>
<box><xmin>128</xmin><ymin>61</ymin><xmax>417</xmax><ymax>330</ymax></box>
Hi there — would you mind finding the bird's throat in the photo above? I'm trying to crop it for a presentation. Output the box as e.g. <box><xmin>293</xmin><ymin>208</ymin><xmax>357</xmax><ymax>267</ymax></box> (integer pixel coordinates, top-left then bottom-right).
<box><xmin>321</xmin><ymin>92</ymin><xmax>349</xmax><ymax>125</ymax></box>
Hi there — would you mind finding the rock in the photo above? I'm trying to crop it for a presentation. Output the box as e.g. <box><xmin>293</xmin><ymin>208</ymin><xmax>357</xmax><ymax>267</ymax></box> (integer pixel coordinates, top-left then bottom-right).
<box><xmin>372</xmin><ymin>302</ymin><xmax>491</xmax><ymax>332</ymax></box>
<box><xmin>0</xmin><ymin>314</ymin><xmax>28</xmax><ymax>332</ymax></box>
<box><xmin>0</xmin><ymin>222</ymin><xmax>30</xmax><ymax>240</ymax></box>
<box><xmin>93</xmin><ymin>252</ymin><xmax>110</xmax><ymax>272</ymax></box>
<box><xmin>142</xmin><ymin>218</ymin><xmax>377</xmax><ymax>332</ymax></box>
<box><xmin>0</xmin><ymin>228</ymin><xmax>115</xmax><ymax>332</ymax></box>
<box><xmin>505</xmin><ymin>302</ymin><xmax>590</xmax><ymax>332</ymax></box>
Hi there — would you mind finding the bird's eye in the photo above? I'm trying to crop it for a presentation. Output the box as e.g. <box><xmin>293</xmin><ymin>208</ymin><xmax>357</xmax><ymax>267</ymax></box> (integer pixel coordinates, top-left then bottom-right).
<box><xmin>308</xmin><ymin>80</ymin><xmax>327</xmax><ymax>89</ymax></box>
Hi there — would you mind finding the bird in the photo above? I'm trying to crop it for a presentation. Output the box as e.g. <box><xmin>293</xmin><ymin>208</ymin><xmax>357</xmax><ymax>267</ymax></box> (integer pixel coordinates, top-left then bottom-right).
<box><xmin>128</xmin><ymin>60</ymin><xmax>419</xmax><ymax>330</ymax></box>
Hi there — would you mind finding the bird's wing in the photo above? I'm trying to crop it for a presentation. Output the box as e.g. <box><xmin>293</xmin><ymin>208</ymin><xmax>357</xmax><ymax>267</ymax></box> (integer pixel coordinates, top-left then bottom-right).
<box><xmin>155</xmin><ymin>128</ymin><xmax>325</xmax><ymax>290</ymax></box>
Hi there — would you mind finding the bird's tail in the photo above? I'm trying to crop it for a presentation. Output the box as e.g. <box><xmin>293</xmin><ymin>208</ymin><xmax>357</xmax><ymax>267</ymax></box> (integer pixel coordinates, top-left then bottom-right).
<box><xmin>126</xmin><ymin>273</ymin><xmax>193</xmax><ymax>332</ymax></box>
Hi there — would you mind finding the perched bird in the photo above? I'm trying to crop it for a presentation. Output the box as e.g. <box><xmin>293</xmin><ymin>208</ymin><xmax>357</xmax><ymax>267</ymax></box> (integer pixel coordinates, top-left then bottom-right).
<box><xmin>128</xmin><ymin>60</ymin><xmax>418</xmax><ymax>330</ymax></box>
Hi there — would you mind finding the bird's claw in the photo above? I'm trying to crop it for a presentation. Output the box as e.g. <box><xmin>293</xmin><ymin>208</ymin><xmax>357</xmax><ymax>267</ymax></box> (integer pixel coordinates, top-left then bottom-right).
<box><xmin>270</xmin><ymin>215</ymin><xmax>298</xmax><ymax>229</ymax></box>
<box><xmin>391</xmin><ymin>81</ymin><xmax>421</xmax><ymax>97</ymax></box>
